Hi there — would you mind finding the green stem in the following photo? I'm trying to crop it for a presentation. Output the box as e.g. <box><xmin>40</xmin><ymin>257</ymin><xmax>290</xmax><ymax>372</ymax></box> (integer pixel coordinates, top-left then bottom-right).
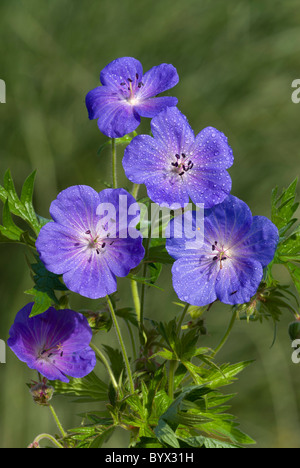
<box><xmin>106</xmin><ymin>295</ymin><xmax>135</xmax><ymax>394</ymax></box>
<box><xmin>111</xmin><ymin>138</ymin><xmax>117</xmax><ymax>188</ymax></box>
<box><xmin>49</xmin><ymin>405</ymin><xmax>67</xmax><ymax>439</ymax></box>
<box><xmin>140</xmin><ymin>232</ymin><xmax>152</xmax><ymax>331</ymax></box>
<box><xmin>90</xmin><ymin>342</ymin><xmax>118</xmax><ymax>391</ymax></box>
<box><xmin>177</xmin><ymin>303</ymin><xmax>189</xmax><ymax>334</ymax></box>
<box><xmin>168</xmin><ymin>360</ymin><xmax>177</xmax><ymax>399</ymax></box>
<box><xmin>131</xmin><ymin>279</ymin><xmax>141</xmax><ymax>325</ymax></box>
<box><xmin>32</xmin><ymin>433</ymin><xmax>64</xmax><ymax>449</ymax></box>
<box><xmin>131</xmin><ymin>183</ymin><xmax>140</xmax><ymax>199</ymax></box>
<box><xmin>211</xmin><ymin>310</ymin><xmax>237</xmax><ymax>358</ymax></box>
<box><xmin>126</xmin><ymin>321</ymin><xmax>137</xmax><ymax>361</ymax></box>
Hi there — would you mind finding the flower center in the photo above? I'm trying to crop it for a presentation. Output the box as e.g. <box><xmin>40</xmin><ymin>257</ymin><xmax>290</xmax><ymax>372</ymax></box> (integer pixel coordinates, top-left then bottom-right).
<box><xmin>83</xmin><ymin>229</ymin><xmax>115</xmax><ymax>255</ymax></box>
<box><xmin>38</xmin><ymin>342</ymin><xmax>64</xmax><ymax>360</ymax></box>
<box><xmin>211</xmin><ymin>241</ymin><xmax>231</xmax><ymax>270</ymax></box>
<box><xmin>119</xmin><ymin>74</ymin><xmax>144</xmax><ymax>104</ymax></box>
<box><xmin>171</xmin><ymin>153</ymin><xmax>194</xmax><ymax>177</ymax></box>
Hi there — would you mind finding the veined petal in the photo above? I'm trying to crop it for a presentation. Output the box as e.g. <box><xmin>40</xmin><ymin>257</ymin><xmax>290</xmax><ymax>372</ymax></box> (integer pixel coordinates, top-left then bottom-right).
<box><xmin>48</xmin><ymin>185</ymin><xmax>100</xmax><ymax>232</ymax></box>
<box><xmin>172</xmin><ymin>255</ymin><xmax>218</xmax><ymax>306</ymax></box>
<box><xmin>100</xmin><ymin>57</ymin><xmax>143</xmax><ymax>90</ymax></box>
<box><xmin>123</xmin><ymin>135</ymin><xmax>167</xmax><ymax>184</ymax></box>
<box><xmin>215</xmin><ymin>257</ymin><xmax>263</xmax><ymax>305</ymax></box>
<box><xmin>193</xmin><ymin>127</ymin><xmax>234</xmax><ymax>169</ymax></box>
<box><xmin>134</xmin><ymin>97</ymin><xmax>178</xmax><ymax>118</ymax></box>
<box><xmin>62</xmin><ymin>252</ymin><xmax>117</xmax><ymax>299</ymax></box>
<box><xmin>236</xmin><ymin>216</ymin><xmax>279</xmax><ymax>267</ymax></box>
<box><xmin>137</xmin><ymin>63</ymin><xmax>179</xmax><ymax>99</ymax></box>
<box><xmin>150</xmin><ymin>107</ymin><xmax>195</xmax><ymax>153</ymax></box>
<box><xmin>186</xmin><ymin>168</ymin><xmax>232</xmax><ymax>208</ymax></box>
<box><xmin>203</xmin><ymin>195</ymin><xmax>253</xmax><ymax>247</ymax></box>
<box><xmin>96</xmin><ymin>99</ymin><xmax>140</xmax><ymax>138</ymax></box>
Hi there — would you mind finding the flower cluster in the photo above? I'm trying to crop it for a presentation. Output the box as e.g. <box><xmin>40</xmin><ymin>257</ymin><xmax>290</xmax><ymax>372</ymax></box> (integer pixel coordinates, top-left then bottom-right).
<box><xmin>7</xmin><ymin>56</ymin><xmax>279</xmax><ymax>388</ymax></box>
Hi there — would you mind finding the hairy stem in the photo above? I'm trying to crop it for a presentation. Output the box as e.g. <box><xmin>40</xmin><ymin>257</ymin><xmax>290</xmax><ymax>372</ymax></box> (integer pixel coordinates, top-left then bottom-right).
<box><xmin>49</xmin><ymin>405</ymin><xmax>67</xmax><ymax>439</ymax></box>
<box><xmin>111</xmin><ymin>138</ymin><xmax>117</xmax><ymax>189</ymax></box>
<box><xmin>131</xmin><ymin>183</ymin><xmax>140</xmax><ymax>200</ymax></box>
<box><xmin>90</xmin><ymin>342</ymin><xmax>118</xmax><ymax>391</ymax></box>
<box><xmin>106</xmin><ymin>295</ymin><xmax>135</xmax><ymax>394</ymax></box>
<box><xmin>31</xmin><ymin>433</ymin><xmax>64</xmax><ymax>449</ymax></box>
<box><xmin>211</xmin><ymin>310</ymin><xmax>237</xmax><ymax>358</ymax></box>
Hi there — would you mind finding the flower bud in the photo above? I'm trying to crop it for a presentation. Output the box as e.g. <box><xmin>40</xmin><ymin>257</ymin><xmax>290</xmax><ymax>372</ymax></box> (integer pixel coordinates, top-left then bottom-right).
<box><xmin>288</xmin><ymin>321</ymin><xmax>300</xmax><ymax>341</ymax></box>
<box><xmin>29</xmin><ymin>381</ymin><xmax>54</xmax><ymax>406</ymax></box>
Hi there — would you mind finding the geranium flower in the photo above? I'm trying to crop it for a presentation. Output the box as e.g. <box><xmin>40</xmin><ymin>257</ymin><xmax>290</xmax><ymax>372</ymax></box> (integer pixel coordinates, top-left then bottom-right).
<box><xmin>35</xmin><ymin>186</ymin><xmax>144</xmax><ymax>299</ymax></box>
<box><xmin>122</xmin><ymin>107</ymin><xmax>234</xmax><ymax>208</ymax></box>
<box><xmin>86</xmin><ymin>56</ymin><xmax>179</xmax><ymax>138</ymax></box>
<box><xmin>7</xmin><ymin>303</ymin><xmax>96</xmax><ymax>383</ymax></box>
<box><xmin>166</xmin><ymin>195</ymin><xmax>279</xmax><ymax>306</ymax></box>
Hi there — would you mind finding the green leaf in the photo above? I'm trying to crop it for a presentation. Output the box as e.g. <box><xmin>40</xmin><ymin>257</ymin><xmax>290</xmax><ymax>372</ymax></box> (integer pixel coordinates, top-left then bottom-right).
<box><xmin>25</xmin><ymin>255</ymin><xmax>68</xmax><ymax>316</ymax></box>
<box><xmin>271</xmin><ymin>178</ymin><xmax>299</xmax><ymax>231</ymax></box>
<box><xmin>287</xmin><ymin>264</ymin><xmax>300</xmax><ymax>296</ymax></box>
<box><xmin>0</xmin><ymin>169</ymin><xmax>40</xmax><ymax>234</ymax></box>
<box><xmin>154</xmin><ymin>419</ymin><xmax>180</xmax><ymax>448</ymax></box>
<box><xmin>102</xmin><ymin>345</ymin><xmax>125</xmax><ymax>382</ymax></box>
<box><xmin>89</xmin><ymin>427</ymin><xmax>115</xmax><ymax>448</ymax></box>
<box><xmin>50</xmin><ymin>371</ymin><xmax>108</xmax><ymax>401</ymax></box>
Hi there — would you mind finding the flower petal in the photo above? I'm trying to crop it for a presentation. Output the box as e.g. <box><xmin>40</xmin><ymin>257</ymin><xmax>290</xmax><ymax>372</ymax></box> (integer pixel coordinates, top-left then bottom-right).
<box><xmin>186</xmin><ymin>168</ymin><xmax>232</xmax><ymax>208</ymax></box>
<box><xmin>193</xmin><ymin>127</ymin><xmax>234</xmax><ymax>169</ymax></box>
<box><xmin>134</xmin><ymin>97</ymin><xmax>178</xmax><ymax>118</ymax></box>
<box><xmin>215</xmin><ymin>257</ymin><xmax>263</xmax><ymax>305</ymax></box>
<box><xmin>236</xmin><ymin>215</ymin><xmax>279</xmax><ymax>267</ymax></box>
<box><xmin>100</xmin><ymin>57</ymin><xmax>143</xmax><ymax>90</ymax></box>
<box><xmin>62</xmin><ymin>252</ymin><xmax>117</xmax><ymax>299</ymax></box>
<box><xmin>203</xmin><ymin>195</ymin><xmax>253</xmax><ymax>247</ymax></box>
<box><xmin>137</xmin><ymin>63</ymin><xmax>179</xmax><ymax>99</ymax></box>
<box><xmin>171</xmin><ymin>254</ymin><xmax>218</xmax><ymax>306</ymax></box>
<box><xmin>150</xmin><ymin>107</ymin><xmax>195</xmax><ymax>153</ymax></box>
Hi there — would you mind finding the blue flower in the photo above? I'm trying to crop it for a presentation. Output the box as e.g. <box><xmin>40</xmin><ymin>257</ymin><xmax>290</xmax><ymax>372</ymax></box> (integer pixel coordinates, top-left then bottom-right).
<box><xmin>35</xmin><ymin>186</ymin><xmax>145</xmax><ymax>299</ymax></box>
<box><xmin>166</xmin><ymin>195</ymin><xmax>279</xmax><ymax>306</ymax></box>
<box><xmin>122</xmin><ymin>107</ymin><xmax>234</xmax><ymax>208</ymax></box>
<box><xmin>86</xmin><ymin>57</ymin><xmax>179</xmax><ymax>138</ymax></box>
<box><xmin>7</xmin><ymin>303</ymin><xmax>96</xmax><ymax>383</ymax></box>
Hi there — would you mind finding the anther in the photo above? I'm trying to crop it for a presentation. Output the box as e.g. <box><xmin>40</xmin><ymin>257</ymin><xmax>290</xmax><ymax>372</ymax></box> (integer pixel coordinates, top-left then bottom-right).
<box><xmin>120</xmin><ymin>82</ymin><xmax>125</xmax><ymax>86</ymax></box>
<box><xmin>179</xmin><ymin>172</ymin><xmax>185</xmax><ymax>176</ymax></box>
<box><xmin>171</xmin><ymin>162</ymin><xmax>178</xmax><ymax>167</ymax></box>
<box><xmin>213</xmin><ymin>256</ymin><xmax>218</xmax><ymax>261</ymax></box>
<box><xmin>212</xmin><ymin>245</ymin><xmax>215</xmax><ymax>251</ymax></box>
<box><xmin>128</xmin><ymin>78</ymin><xmax>133</xmax><ymax>83</ymax></box>
<box><xmin>96</xmin><ymin>249</ymin><xmax>100</xmax><ymax>255</ymax></box>
<box><xmin>85</xmin><ymin>230</ymin><xmax>91</xmax><ymax>235</ymax></box>
<box><xmin>102</xmin><ymin>243</ymin><xmax>106</xmax><ymax>248</ymax></box>
<box><xmin>136</xmin><ymin>73</ymin><xmax>139</xmax><ymax>80</ymax></box>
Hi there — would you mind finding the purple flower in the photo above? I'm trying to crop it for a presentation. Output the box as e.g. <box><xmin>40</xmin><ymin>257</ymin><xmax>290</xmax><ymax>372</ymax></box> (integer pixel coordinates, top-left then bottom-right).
<box><xmin>7</xmin><ymin>303</ymin><xmax>96</xmax><ymax>383</ymax></box>
<box><xmin>35</xmin><ymin>186</ymin><xmax>145</xmax><ymax>299</ymax></box>
<box><xmin>166</xmin><ymin>195</ymin><xmax>279</xmax><ymax>306</ymax></box>
<box><xmin>86</xmin><ymin>57</ymin><xmax>179</xmax><ymax>138</ymax></box>
<box><xmin>122</xmin><ymin>107</ymin><xmax>234</xmax><ymax>208</ymax></box>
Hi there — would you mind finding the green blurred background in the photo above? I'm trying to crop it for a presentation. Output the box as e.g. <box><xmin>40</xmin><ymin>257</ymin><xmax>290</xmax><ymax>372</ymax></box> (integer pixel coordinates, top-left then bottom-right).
<box><xmin>0</xmin><ymin>0</ymin><xmax>300</xmax><ymax>448</ymax></box>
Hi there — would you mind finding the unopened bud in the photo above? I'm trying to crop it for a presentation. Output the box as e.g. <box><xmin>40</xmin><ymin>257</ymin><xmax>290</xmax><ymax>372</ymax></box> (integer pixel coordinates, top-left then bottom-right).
<box><xmin>29</xmin><ymin>382</ymin><xmax>54</xmax><ymax>406</ymax></box>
